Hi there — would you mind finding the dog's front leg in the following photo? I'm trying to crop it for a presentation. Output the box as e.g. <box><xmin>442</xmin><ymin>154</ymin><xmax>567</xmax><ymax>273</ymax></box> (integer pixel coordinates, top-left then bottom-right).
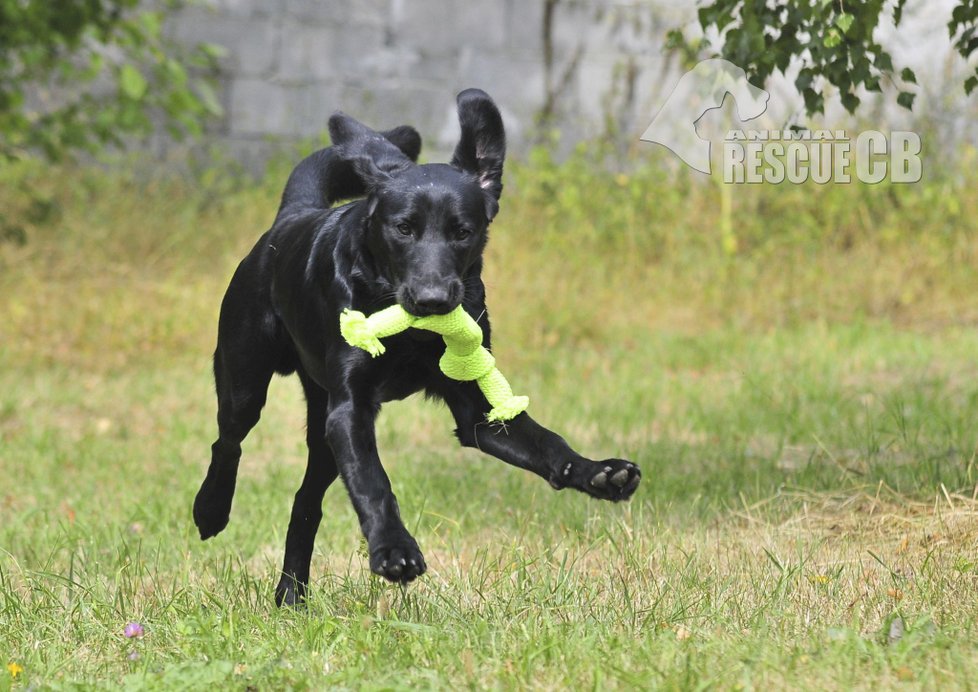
<box><xmin>441</xmin><ymin>381</ymin><xmax>641</xmax><ymax>501</ymax></box>
<box><xmin>324</xmin><ymin>395</ymin><xmax>426</xmax><ymax>583</ymax></box>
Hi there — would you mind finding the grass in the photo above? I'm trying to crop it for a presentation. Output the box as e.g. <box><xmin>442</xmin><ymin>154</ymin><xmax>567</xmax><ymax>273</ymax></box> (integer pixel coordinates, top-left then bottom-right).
<box><xmin>2</xmin><ymin>148</ymin><xmax>978</xmax><ymax>689</ymax></box>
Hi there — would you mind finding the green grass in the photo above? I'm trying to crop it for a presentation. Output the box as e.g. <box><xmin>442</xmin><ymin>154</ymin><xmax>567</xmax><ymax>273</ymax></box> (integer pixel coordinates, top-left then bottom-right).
<box><xmin>2</xmin><ymin>151</ymin><xmax>978</xmax><ymax>688</ymax></box>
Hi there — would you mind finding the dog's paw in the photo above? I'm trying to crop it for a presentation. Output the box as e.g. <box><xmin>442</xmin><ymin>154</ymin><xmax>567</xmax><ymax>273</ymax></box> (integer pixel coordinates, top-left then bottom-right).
<box><xmin>274</xmin><ymin>574</ymin><xmax>307</xmax><ymax>609</ymax></box>
<box><xmin>369</xmin><ymin>539</ymin><xmax>427</xmax><ymax>584</ymax></box>
<box><xmin>581</xmin><ymin>459</ymin><xmax>641</xmax><ymax>501</ymax></box>
<box><xmin>192</xmin><ymin>483</ymin><xmax>233</xmax><ymax>540</ymax></box>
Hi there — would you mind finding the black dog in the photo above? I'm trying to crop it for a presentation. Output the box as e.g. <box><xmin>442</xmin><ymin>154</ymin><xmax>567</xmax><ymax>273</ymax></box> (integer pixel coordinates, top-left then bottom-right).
<box><xmin>192</xmin><ymin>89</ymin><xmax>641</xmax><ymax>606</ymax></box>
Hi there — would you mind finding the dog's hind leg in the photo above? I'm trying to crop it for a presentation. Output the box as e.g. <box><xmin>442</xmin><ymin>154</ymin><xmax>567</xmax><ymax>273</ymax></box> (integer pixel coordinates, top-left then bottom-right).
<box><xmin>275</xmin><ymin>372</ymin><xmax>338</xmax><ymax>607</ymax></box>
<box><xmin>193</xmin><ymin>265</ymin><xmax>285</xmax><ymax>540</ymax></box>
<box><xmin>192</xmin><ymin>340</ymin><xmax>276</xmax><ymax>539</ymax></box>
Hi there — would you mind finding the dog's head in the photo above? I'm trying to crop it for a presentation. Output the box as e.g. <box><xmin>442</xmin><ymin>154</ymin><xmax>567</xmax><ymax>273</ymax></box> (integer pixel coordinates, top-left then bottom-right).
<box><xmin>330</xmin><ymin>89</ymin><xmax>505</xmax><ymax>317</ymax></box>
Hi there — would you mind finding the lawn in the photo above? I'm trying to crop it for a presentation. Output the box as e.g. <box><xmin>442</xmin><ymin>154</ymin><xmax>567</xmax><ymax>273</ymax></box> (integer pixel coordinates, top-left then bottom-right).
<box><xmin>2</xmin><ymin>152</ymin><xmax>977</xmax><ymax>689</ymax></box>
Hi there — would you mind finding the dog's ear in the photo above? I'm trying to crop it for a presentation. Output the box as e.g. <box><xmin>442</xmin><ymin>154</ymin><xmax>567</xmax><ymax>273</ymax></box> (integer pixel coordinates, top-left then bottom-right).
<box><xmin>450</xmin><ymin>88</ymin><xmax>506</xmax><ymax>220</ymax></box>
<box><xmin>381</xmin><ymin>125</ymin><xmax>422</xmax><ymax>162</ymax></box>
<box><xmin>330</xmin><ymin>113</ymin><xmax>422</xmax><ymax>162</ymax></box>
<box><xmin>328</xmin><ymin>113</ymin><xmax>415</xmax><ymax>191</ymax></box>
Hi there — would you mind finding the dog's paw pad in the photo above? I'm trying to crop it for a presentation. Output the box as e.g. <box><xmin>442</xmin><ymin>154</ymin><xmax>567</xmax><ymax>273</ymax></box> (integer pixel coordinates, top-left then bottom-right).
<box><xmin>585</xmin><ymin>460</ymin><xmax>640</xmax><ymax>501</ymax></box>
<box><xmin>590</xmin><ymin>466</ymin><xmax>612</xmax><ymax>489</ymax></box>
<box><xmin>370</xmin><ymin>542</ymin><xmax>427</xmax><ymax>584</ymax></box>
<box><xmin>382</xmin><ymin>557</ymin><xmax>407</xmax><ymax>579</ymax></box>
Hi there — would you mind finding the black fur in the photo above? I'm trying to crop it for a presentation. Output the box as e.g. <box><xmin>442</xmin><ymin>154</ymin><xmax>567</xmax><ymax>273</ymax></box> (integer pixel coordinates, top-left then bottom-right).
<box><xmin>191</xmin><ymin>89</ymin><xmax>641</xmax><ymax>607</ymax></box>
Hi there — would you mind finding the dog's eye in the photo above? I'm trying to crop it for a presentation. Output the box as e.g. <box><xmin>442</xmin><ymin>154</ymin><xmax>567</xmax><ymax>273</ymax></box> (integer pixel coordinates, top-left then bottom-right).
<box><xmin>395</xmin><ymin>222</ymin><xmax>413</xmax><ymax>237</ymax></box>
<box><xmin>455</xmin><ymin>226</ymin><xmax>472</xmax><ymax>240</ymax></box>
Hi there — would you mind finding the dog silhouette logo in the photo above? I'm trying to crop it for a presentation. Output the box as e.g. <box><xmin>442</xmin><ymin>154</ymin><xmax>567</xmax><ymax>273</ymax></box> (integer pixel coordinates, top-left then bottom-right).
<box><xmin>641</xmin><ymin>58</ymin><xmax>770</xmax><ymax>174</ymax></box>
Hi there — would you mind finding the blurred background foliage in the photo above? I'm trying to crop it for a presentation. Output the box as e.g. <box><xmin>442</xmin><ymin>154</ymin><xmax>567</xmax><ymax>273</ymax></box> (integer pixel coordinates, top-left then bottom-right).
<box><xmin>1</xmin><ymin>137</ymin><xmax>976</xmax><ymax>372</ymax></box>
<box><xmin>0</xmin><ymin>0</ymin><xmax>222</xmax><ymax>161</ymax></box>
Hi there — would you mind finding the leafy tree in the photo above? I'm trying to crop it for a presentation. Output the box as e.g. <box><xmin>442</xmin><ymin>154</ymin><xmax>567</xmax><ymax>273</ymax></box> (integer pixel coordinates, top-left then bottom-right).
<box><xmin>0</xmin><ymin>0</ymin><xmax>223</xmax><ymax>161</ymax></box>
<box><xmin>669</xmin><ymin>0</ymin><xmax>978</xmax><ymax>115</ymax></box>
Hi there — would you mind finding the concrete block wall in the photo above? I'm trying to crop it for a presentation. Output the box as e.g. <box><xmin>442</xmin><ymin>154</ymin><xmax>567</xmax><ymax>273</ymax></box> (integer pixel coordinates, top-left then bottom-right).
<box><xmin>164</xmin><ymin>0</ymin><xmax>693</xmax><ymax>168</ymax></box>
<box><xmin>163</xmin><ymin>0</ymin><xmax>978</xmax><ymax>171</ymax></box>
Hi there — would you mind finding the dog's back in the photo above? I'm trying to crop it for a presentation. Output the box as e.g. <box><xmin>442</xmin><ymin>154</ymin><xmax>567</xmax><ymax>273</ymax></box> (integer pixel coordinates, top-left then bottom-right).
<box><xmin>276</xmin><ymin>122</ymin><xmax>422</xmax><ymax>221</ymax></box>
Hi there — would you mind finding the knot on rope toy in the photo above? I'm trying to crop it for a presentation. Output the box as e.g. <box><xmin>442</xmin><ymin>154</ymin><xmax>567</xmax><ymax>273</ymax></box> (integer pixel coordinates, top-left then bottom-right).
<box><xmin>440</xmin><ymin>347</ymin><xmax>495</xmax><ymax>381</ymax></box>
<box><xmin>339</xmin><ymin>304</ymin><xmax>529</xmax><ymax>422</ymax></box>
<box><xmin>339</xmin><ymin>309</ymin><xmax>384</xmax><ymax>356</ymax></box>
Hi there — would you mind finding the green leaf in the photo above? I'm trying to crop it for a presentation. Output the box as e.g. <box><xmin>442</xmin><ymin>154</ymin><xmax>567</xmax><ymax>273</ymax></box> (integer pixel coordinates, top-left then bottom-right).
<box><xmin>119</xmin><ymin>64</ymin><xmax>147</xmax><ymax>100</ymax></box>
<box><xmin>163</xmin><ymin>57</ymin><xmax>188</xmax><ymax>85</ymax></box>
<box><xmin>140</xmin><ymin>11</ymin><xmax>162</xmax><ymax>37</ymax></box>
<box><xmin>824</xmin><ymin>28</ymin><xmax>842</xmax><ymax>48</ymax></box>
<box><xmin>665</xmin><ymin>29</ymin><xmax>684</xmax><ymax>50</ymax></box>
<box><xmin>698</xmin><ymin>6</ymin><xmax>719</xmax><ymax>27</ymax></box>
<box><xmin>896</xmin><ymin>91</ymin><xmax>916</xmax><ymax>110</ymax></box>
<box><xmin>836</xmin><ymin>13</ymin><xmax>854</xmax><ymax>34</ymax></box>
<box><xmin>894</xmin><ymin>0</ymin><xmax>907</xmax><ymax>25</ymax></box>
<box><xmin>195</xmin><ymin>81</ymin><xmax>224</xmax><ymax>117</ymax></box>
<box><xmin>951</xmin><ymin>4</ymin><xmax>969</xmax><ymax>26</ymax></box>
<box><xmin>900</xmin><ymin>67</ymin><xmax>917</xmax><ymax>84</ymax></box>
<box><xmin>795</xmin><ymin>68</ymin><xmax>814</xmax><ymax>92</ymax></box>
<box><xmin>716</xmin><ymin>7</ymin><xmax>737</xmax><ymax>32</ymax></box>
<box><xmin>83</xmin><ymin>53</ymin><xmax>104</xmax><ymax>80</ymax></box>
<box><xmin>803</xmin><ymin>87</ymin><xmax>825</xmax><ymax>115</ymax></box>
<box><xmin>841</xmin><ymin>92</ymin><xmax>860</xmax><ymax>113</ymax></box>
<box><xmin>965</xmin><ymin>75</ymin><xmax>978</xmax><ymax>95</ymax></box>
<box><xmin>199</xmin><ymin>41</ymin><xmax>229</xmax><ymax>60</ymax></box>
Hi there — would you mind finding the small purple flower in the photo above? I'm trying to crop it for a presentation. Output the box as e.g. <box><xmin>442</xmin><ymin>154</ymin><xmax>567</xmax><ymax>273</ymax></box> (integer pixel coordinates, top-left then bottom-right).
<box><xmin>123</xmin><ymin>622</ymin><xmax>144</xmax><ymax>639</ymax></box>
<box><xmin>128</xmin><ymin>651</ymin><xmax>140</xmax><ymax>661</ymax></box>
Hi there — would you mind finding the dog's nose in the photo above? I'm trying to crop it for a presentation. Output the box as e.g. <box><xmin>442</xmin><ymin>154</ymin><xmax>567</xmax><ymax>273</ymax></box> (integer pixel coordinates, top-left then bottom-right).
<box><xmin>411</xmin><ymin>286</ymin><xmax>454</xmax><ymax>315</ymax></box>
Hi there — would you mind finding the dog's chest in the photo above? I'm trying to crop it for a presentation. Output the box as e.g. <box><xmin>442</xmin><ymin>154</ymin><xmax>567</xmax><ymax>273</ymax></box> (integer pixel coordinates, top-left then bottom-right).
<box><xmin>372</xmin><ymin>330</ymin><xmax>442</xmax><ymax>402</ymax></box>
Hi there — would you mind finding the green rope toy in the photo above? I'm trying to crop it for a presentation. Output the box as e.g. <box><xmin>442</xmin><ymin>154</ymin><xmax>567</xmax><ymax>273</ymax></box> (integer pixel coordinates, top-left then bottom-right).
<box><xmin>339</xmin><ymin>304</ymin><xmax>529</xmax><ymax>422</ymax></box>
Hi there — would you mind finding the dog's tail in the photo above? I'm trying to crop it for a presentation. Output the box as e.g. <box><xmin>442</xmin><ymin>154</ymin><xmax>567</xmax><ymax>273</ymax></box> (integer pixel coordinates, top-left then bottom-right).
<box><xmin>277</xmin><ymin>120</ymin><xmax>421</xmax><ymax>216</ymax></box>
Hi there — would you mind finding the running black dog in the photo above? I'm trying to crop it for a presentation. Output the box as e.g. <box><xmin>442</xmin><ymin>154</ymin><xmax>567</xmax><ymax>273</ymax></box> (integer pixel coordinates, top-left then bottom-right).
<box><xmin>192</xmin><ymin>89</ymin><xmax>641</xmax><ymax>606</ymax></box>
